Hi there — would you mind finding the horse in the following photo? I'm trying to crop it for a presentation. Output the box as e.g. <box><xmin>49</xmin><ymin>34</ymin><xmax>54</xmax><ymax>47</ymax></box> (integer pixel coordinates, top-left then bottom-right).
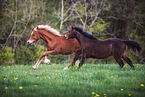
<box><xmin>27</xmin><ymin>25</ymin><xmax>81</xmax><ymax>70</ymax></box>
<box><xmin>65</xmin><ymin>26</ymin><xmax>141</xmax><ymax>69</ymax></box>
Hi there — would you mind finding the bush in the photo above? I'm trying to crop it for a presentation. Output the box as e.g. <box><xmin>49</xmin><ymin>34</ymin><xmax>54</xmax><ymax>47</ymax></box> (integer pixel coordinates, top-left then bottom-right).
<box><xmin>0</xmin><ymin>47</ymin><xmax>14</xmax><ymax>65</ymax></box>
<box><xmin>14</xmin><ymin>45</ymin><xmax>37</xmax><ymax>64</ymax></box>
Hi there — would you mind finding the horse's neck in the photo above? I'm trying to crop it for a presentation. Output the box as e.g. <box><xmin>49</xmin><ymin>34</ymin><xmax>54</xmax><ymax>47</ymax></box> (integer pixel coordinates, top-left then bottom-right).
<box><xmin>39</xmin><ymin>30</ymin><xmax>60</xmax><ymax>43</ymax></box>
<box><xmin>75</xmin><ymin>32</ymin><xmax>87</xmax><ymax>46</ymax></box>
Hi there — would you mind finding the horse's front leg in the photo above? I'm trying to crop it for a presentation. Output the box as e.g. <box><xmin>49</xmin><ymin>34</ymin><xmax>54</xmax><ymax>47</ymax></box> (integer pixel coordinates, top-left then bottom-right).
<box><xmin>63</xmin><ymin>54</ymin><xmax>78</xmax><ymax>70</ymax></box>
<box><xmin>32</xmin><ymin>50</ymin><xmax>58</xmax><ymax>69</ymax></box>
<box><xmin>63</xmin><ymin>49</ymin><xmax>81</xmax><ymax>70</ymax></box>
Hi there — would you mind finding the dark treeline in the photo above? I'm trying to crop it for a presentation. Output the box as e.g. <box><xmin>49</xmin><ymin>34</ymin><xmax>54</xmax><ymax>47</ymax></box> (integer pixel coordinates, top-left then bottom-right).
<box><xmin>0</xmin><ymin>0</ymin><xmax>145</xmax><ymax>65</ymax></box>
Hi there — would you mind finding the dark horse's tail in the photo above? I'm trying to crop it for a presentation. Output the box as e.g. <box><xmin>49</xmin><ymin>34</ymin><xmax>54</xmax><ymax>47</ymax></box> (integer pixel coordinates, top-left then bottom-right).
<box><xmin>123</xmin><ymin>40</ymin><xmax>141</xmax><ymax>52</ymax></box>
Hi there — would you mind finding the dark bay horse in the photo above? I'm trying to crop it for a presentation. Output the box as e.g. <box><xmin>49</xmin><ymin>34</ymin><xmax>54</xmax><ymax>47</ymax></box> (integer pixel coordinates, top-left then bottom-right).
<box><xmin>65</xmin><ymin>26</ymin><xmax>141</xmax><ymax>68</ymax></box>
<box><xmin>27</xmin><ymin>25</ymin><xmax>81</xmax><ymax>70</ymax></box>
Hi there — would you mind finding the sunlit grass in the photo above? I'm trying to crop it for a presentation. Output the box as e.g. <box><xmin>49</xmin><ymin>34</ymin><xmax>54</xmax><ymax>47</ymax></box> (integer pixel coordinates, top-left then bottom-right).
<box><xmin>0</xmin><ymin>63</ymin><xmax>145</xmax><ymax>97</ymax></box>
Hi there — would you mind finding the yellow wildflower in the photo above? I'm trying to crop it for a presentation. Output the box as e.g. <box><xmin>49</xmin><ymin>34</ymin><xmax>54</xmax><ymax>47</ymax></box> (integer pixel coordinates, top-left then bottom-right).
<box><xmin>92</xmin><ymin>92</ymin><xmax>95</xmax><ymax>94</ymax></box>
<box><xmin>8</xmin><ymin>66</ymin><xmax>10</xmax><ymax>68</ymax></box>
<box><xmin>129</xmin><ymin>94</ymin><xmax>131</xmax><ymax>96</ymax></box>
<box><xmin>55</xmin><ymin>73</ymin><xmax>57</xmax><ymax>75</ymax></box>
<box><xmin>19</xmin><ymin>86</ymin><xmax>23</xmax><ymax>89</ymax></box>
<box><xmin>3</xmin><ymin>67</ymin><xmax>5</xmax><ymax>68</ymax></box>
<box><xmin>104</xmin><ymin>94</ymin><xmax>107</xmax><ymax>96</ymax></box>
<box><xmin>5</xmin><ymin>87</ymin><xmax>8</xmax><ymax>89</ymax></box>
<box><xmin>141</xmin><ymin>84</ymin><xmax>144</xmax><ymax>87</ymax></box>
<box><xmin>15</xmin><ymin>77</ymin><xmax>18</xmax><ymax>80</ymax></box>
<box><xmin>96</xmin><ymin>94</ymin><xmax>100</xmax><ymax>96</ymax></box>
<box><xmin>4</xmin><ymin>78</ymin><xmax>6</xmax><ymax>80</ymax></box>
<box><xmin>121</xmin><ymin>88</ymin><xmax>124</xmax><ymax>91</ymax></box>
<box><xmin>35</xmin><ymin>85</ymin><xmax>37</xmax><ymax>87</ymax></box>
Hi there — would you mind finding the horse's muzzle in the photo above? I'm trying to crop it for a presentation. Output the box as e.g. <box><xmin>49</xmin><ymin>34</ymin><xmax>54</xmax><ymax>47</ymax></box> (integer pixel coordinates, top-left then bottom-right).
<box><xmin>64</xmin><ymin>34</ymin><xmax>69</xmax><ymax>40</ymax></box>
<box><xmin>27</xmin><ymin>40</ymin><xmax>33</xmax><ymax>45</ymax></box>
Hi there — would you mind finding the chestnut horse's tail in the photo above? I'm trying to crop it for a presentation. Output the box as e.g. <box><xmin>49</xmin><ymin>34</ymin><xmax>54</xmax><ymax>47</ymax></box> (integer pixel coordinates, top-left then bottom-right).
<box><xmin>123</xmin><ymin>40</ymin><xmax>141</xmax><ymax>52</ymax></box>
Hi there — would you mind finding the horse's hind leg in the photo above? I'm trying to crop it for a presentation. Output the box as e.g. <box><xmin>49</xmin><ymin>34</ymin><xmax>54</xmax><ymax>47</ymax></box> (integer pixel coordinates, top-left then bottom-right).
<box><xmin>79</xmin><ymin>58</ymin><xmax>85</xmax><ymax>69</ymax></box>
<box><xmin>43</xmin><ymin>56</ymin><xmax>51</xmax><ymax>64</ymax></box>
<box><xmin>113</xmin><ymin>55</ymin><xmax>124</xmax><ymax>68</ymax></box>
<box><xmin>122</xmin><ymin>54</ymin><xmax>134</xmax><ymax>68</ymax></box>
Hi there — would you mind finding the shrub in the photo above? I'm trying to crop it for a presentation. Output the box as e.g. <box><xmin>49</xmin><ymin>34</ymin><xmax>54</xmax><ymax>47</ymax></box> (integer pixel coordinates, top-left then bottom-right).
<box><xmin>0</xmin><ymin>47</ymin><xmax>14</xmax><ymax>65</ymax></box>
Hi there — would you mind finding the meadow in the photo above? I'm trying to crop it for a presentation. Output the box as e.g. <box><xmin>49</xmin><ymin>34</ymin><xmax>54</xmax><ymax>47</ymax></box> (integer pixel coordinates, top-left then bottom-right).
<box><xmin>0</xmin><ymin>63</ymin><xmax>145</xmax><ymax>97</ymax></box>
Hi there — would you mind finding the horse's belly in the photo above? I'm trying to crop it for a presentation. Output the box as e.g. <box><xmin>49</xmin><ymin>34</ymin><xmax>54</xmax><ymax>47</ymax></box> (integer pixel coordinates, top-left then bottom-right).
<box><xmin>90</xmin><ymin>48</ymin><xmax>112</xmax><ymax>58</ymax></box>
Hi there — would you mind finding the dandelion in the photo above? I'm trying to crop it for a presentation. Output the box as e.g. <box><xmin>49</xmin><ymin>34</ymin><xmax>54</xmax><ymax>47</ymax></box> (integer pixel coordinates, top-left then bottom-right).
<box><xmin>8</xmin><ymin>66</ymin><xmax>10</xmax><ymax>68</ymax></box>
<box><xmin>53</xmin><ymin>63</ymin><xmax>56</xmax><ymax>65</ymax></box>
<box><xmin>19</xmin><ymin>86</ymin><xmax>23</xmax><ymax>89</ymax></box>
<box><xmin>92</xmin><ymin>92</ymin><xmax>95</xmax><ymax>94</ymax></box>
<box><xmin>104</xmin><ymin>94</ymin><xmax>107</xmax><ymax>96</ymax></box>
<box><xmin>55</xmin><ymin>73</ymin><xmax>57</xmax><ymax>75</ymax></box>
<box><xmin>21</xmin><ymin>65</ymin><xmax>23</xmax><ymax>67</ymax></box>
<box><xmin>141</xmin><ymin>84</ymin><xmax>144</xmax><ymax>87</ymax></box>
<box><xmin>96</xmin><ymin>94</ymin><xmax>100</xmax><ymax>96</ymax></box>
<box><xmin>5</xmin><ymin>87</ymin><xmax>8</xmax><ymax>89</ymax></box>
<box><xmin>129</xmin><ymin>94</ymin><xmax>131</xmax><ymax>96</ymax></box>
<box><xmin>35</xmin><ymin>85</ymin><xmax>37</xmax><ymax>87</ymax></box>
<box><xmin>121</xmin><ymin>88</ymin><xmax>124</xmax><ymax>91</ymax></box>
<box><xmin>4</xmin><ymin>78</ymin><xmax>6</xmax><ymax>80</ymax></box>
<box><xmin>15</xmin><ymin>77</ymin><xmax>18</xmax><ymax>80</ymax></box>
<box><xmin>3</xmin><ymin>67</ymin><xmax>5</xmax><ymax>68</ymax></box>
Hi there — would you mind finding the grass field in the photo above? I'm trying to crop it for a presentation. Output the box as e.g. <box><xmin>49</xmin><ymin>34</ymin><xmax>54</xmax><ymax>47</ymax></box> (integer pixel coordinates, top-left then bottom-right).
<box><xmin>0</xmin><ymin>63</ymin><xmax>145</xmax><ymax>97</ymax></box>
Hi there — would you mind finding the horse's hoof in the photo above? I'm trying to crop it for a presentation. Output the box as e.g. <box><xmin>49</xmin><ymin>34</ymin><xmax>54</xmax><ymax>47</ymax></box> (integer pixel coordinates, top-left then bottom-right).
<box><xmin>63</xmin><ymin>67</ymin><xmax>69</xmax><ymax>70</ymax></box>
<box><xmin>32</xmin><ymin>66</ymin><xmax>37</xmax><ymax>70</ymax></box>
<box><xmin>44</xmin><ymin>59</ymin><xmax>51</xmax><ymax>64</ymax></box>
<box><xmin>32</xmin><ymin>68</ymin><xmax>37</xmax><ymax>70</ymax></box>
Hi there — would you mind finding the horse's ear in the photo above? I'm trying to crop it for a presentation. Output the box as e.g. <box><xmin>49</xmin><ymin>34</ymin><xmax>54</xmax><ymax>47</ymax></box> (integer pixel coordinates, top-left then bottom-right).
<box><xmin>37</xmin><ymin>27</ymin><xmax>39</xmax><ymax>29</ymax></box>
<box><xmin>32</xmin><ymin>26</ymin><xmax>35</xmax><ymax>29</ymax></box>
<box><xmin>72</xmin><ymin>26</ymin><xmax>74</xmax><ymax>29</ymax></box>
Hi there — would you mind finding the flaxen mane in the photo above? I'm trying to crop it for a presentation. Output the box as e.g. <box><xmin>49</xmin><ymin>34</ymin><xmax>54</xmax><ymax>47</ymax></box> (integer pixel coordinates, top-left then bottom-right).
<box><xmin>34</xmin><ymin>25</ymin><xmax>61</xmax><ymax>36</ymax></box>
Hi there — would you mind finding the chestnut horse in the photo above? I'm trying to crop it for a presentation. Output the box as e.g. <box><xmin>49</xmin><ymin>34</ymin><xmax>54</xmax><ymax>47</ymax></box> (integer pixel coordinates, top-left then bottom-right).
<box><xmin>27</xmin><ymin>25</ymin><xmax>81</xmax><ymax>70</ymax></box>
<box><xmin>65</xmin><ymin>26</ymin><xmax>141</xmax><ymax>68</ymax></box>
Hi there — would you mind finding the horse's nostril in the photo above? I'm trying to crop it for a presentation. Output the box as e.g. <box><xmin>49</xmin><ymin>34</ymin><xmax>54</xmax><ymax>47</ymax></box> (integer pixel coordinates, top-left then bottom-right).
<box><xmin>27</xmin><ymin>41</ymin><xmax>30</xmax><ymax>44</ymax></box>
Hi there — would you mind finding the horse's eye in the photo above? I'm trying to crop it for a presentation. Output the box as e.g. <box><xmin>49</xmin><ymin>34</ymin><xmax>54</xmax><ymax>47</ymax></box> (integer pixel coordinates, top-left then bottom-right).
<box><xmin>33</xmin><ymin>34</ymin><xmax>35</xmax><ymax>36</ymax></box>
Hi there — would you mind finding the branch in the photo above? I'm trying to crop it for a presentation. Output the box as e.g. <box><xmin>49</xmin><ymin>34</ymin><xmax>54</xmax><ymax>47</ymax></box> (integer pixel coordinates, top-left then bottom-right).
<box><xmin>2</xmin><ymin>22</ymin><xmax>16</xmax><ymax>50</ymax></box>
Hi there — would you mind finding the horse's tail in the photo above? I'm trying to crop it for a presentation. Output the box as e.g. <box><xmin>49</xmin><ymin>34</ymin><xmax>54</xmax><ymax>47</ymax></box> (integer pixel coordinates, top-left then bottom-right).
<box><xmin>123</xmin><ymin>40</ymin><xmax>141</xmax><ymax>52</ymax></box>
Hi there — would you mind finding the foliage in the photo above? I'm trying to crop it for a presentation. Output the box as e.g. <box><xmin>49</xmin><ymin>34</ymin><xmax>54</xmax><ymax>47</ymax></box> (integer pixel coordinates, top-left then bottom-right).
<box><xmin>14</xmin><ymin>45</ymin><xmax>37</xmax><ymax>64</ymax></box>
<box><xmin>0</xmin><ymin>64</ymin><xmax>145</xmax><ymax>97</ymax></box>
<box><xmin>0</xmin><ymin>47</ymin><xmax>14</xmax><ymax>65</ymax></box>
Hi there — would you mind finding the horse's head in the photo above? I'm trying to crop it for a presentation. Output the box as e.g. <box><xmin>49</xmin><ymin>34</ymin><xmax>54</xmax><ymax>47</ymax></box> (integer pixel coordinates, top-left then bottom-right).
<box><xmin>65</xmin><ymin>26</ymin><xmax>77</xmax><ymax>40</ymax></box>
<box><xmin>27</xmin><ymin>26</ymin><xmax>40</xmax><ymax>44</ymax></box>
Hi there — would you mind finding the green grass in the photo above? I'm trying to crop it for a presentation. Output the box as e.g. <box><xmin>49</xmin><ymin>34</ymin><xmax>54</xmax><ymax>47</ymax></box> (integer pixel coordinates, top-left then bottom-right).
<box><xmin>0</xmin><ymin>63</ymin><xmax>145</xmax><ymax>97</ymax></box>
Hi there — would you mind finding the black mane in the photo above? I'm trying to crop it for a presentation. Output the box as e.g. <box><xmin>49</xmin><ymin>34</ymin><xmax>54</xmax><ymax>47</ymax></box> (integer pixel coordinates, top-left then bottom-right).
<box><xmin>73</xmin><ymin>26</ymin><xmax>98</xmax><ymax>40</ymax></box>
